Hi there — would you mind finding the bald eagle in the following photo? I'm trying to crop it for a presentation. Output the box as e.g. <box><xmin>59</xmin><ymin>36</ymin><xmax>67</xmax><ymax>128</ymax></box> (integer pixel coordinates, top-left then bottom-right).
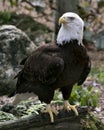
<box><xmin>11</xmin><ymin>12</ymin><xmax>91</xmax><ymax>122</ymax></box>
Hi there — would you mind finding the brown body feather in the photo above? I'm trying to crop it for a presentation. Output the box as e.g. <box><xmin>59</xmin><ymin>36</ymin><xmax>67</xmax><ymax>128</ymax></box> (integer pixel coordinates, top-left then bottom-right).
<box><xmin>13</xmin><ymin>40</ymin><xmax>91</xmax><ymax>103</ymax></box>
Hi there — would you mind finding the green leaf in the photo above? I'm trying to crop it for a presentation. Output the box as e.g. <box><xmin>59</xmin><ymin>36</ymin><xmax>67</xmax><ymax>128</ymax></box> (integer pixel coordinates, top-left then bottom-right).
<box><xmin>69</xmin><ymin>83</ymin><xmax>99</xmax><ymax>107</ymax></box>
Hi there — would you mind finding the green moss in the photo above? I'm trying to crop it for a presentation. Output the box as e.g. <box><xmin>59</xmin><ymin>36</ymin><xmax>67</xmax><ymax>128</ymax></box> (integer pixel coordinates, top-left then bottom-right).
<box><xmin>0</xmin><ymin>111</ymin><xmax>16</xmax><ymax>122</ymax></box>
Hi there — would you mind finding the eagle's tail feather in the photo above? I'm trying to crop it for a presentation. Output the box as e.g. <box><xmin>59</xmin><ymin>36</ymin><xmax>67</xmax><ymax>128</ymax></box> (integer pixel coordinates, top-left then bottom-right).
<box><xmin>8</xmin><ymin>70</ymin><xmax>24</xmax><ymax>97</ymax></box>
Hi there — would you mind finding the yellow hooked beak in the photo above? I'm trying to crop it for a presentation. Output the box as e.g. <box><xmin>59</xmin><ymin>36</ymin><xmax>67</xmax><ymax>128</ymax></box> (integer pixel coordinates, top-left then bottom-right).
<box><xmin>58</xmin><ymin>17</ymin><xmax>67</xmax><ymax>25</ymax></box>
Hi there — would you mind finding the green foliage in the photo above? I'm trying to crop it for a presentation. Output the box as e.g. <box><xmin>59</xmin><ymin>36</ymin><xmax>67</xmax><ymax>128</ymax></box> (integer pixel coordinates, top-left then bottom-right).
<box><xmin>53</xmin><ymin>84</ymin><xmax>99</xmax><ymax>107</ymax></box>
<box><xmin>26</xmin><ymin>103</ymin><xmax>46</xmax><ymax>116</ymax></box>
<box><xmin>69</xmin><ymin>67</ymin><xmax>104</xmax><ymax>107</ymax></box>
<box><xmin>90</xmin><ymin>67</ymin><xmax>104</xmax><ymax>85</ymax></box>
<box><xmin>70</xmin><ymin>84</ymin><xmax>99</xmax><ymax>107</ymax></box>
<box><xmin>53</xmin><ymin>90</ymin><xmax>62</xmax><ymax>101</ymax></box>
<box><xmin>0</xmin><ymin>11</ymin><xmax>12</xmax><ymax>23</ymax></box>
<box><xmin>0</xmin><ymin>110</ymin><xmax>16</xmax><ymax>122</ymax></box>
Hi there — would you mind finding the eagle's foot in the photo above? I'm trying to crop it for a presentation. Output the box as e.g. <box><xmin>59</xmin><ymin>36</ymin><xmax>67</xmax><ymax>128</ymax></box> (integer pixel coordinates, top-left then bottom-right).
<box><xmin>42</xmin><ymin>104</ymin><xmax>59</xmax><ymax>123</ymax></box>
<box><xmin>64</xmin><ymin>100</ymin><xmax>78</xmax><ymax>116</ymax></box>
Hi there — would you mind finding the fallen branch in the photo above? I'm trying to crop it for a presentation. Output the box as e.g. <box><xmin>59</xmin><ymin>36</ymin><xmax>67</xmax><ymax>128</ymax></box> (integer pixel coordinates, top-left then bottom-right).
<box><xmin>0</xmin><ymin>106</ymin><xmax>104</xmax><ymax>130</ymax></box>
<box><xmin>0</xmin><ymin>107</ymin><xmax>88</xmax><ymax>130</ymax></box>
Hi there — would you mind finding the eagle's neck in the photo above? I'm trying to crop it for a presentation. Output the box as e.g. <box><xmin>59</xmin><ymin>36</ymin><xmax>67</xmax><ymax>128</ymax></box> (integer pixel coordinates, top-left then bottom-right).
<box><xmin>56</xmin><ymin>24</ymin><xmax>83</xmax><ymax>46</ymax></box>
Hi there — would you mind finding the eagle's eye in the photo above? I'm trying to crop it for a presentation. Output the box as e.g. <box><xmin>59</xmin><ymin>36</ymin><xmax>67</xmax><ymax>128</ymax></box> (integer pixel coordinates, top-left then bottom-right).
<box><xmin>68</xmin><ymin>17</ymin><xmax>75</xmax><ymax>20</ymax></box>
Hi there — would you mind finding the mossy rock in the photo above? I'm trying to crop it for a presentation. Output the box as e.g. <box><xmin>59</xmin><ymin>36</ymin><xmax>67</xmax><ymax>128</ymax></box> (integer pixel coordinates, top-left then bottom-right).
<box><xmin>0</xmin><ymin>25</ymin><xmax>36</xmax><ymax>96</ymax></box>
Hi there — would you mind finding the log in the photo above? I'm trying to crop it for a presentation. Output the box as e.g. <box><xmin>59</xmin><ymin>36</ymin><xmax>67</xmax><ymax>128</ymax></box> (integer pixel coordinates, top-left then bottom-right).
<box><xmin>0</xmin><ymin>107</ymin><xmax>104</xmax><ymax>130</ymax></box>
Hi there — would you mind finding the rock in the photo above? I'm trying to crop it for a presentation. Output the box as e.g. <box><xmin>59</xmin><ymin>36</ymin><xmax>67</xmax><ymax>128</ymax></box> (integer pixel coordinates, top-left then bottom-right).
<box><xmin>92</xmin><ymin>30</ymin><xmax>104</xmax><ymax>49</ymax></box>
<box><xmin>0</xmin><ymin>25</ymin><xmax>36</xmax><ymax>96</ymax></box>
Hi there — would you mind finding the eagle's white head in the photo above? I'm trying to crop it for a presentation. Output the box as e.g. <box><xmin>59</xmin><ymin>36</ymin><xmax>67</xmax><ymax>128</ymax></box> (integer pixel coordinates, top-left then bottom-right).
<box><xmin>57</xmin><ymin>12</ymin><xmax>84</xmax><ymax>45</ymax></box>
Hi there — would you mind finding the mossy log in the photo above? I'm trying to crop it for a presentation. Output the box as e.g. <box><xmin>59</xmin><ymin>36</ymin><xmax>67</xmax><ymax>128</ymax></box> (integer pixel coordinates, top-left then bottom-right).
<box><xmin>0</xmin><ymin>107</ymin><xmax>104</xmax><ymax>130</ymax></box>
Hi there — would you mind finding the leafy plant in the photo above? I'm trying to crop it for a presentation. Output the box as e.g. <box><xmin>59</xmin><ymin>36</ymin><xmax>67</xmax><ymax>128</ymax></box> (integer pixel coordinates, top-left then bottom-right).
<box><xmin>0</xmin><ymin>11</ymin><xmax>12</xmax><ymax>23</ymax></box>
<box><xmin>69</xmin><ymin>67</ymin><xmax>104</xmax><ymax>107</ymax></box>
<box><xmin>0</xmin><ymin>110</ymin><xmax>16</xmax><ymax>122</ymax></box>
<box><xmin>90</xmin><ymin>67</ymin><xmax>104</xmax><ymax>85</ymax></box>
<box><xmin>26</xmin><ymin>103</ymin><xmax>46</xmax><ymax>116</ymax></box>
<box><xmin>53</xmin><ymin>84</ymin><xmax>99</xmax><ymax>107</ymax></box>
<box><xmin>70</xmin><ymin>84</ymin><xmax>99</xmax><ymax>107</ymax></box>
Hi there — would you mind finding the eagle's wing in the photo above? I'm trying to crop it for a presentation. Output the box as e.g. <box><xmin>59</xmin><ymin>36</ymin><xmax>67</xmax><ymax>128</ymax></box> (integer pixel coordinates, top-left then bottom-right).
<box><xmin>77</xmin><ymin>56</ymin><xmax>91</xmax><ymax>85</ymax></box>
<box><xmin>22</xmin><ymin>49</ymin><xmax>64</xmax><ymax>85</ymax></box>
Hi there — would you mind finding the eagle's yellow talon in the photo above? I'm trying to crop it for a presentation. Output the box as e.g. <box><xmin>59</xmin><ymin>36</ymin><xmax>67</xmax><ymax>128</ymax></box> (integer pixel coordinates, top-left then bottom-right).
<box><xmin>42</xmin><ymin>104</ymin><xmax>59</xmax><ymax>123</ymax></box>
<box><xmin>51</xmin><ymin>106</ymin><xmax>59</xmax><ymax>115</ymax></box>
<box><xmin>64</xmin><ymin>100</ymin><xmax>78</xmax><ymax>116</ymax></box>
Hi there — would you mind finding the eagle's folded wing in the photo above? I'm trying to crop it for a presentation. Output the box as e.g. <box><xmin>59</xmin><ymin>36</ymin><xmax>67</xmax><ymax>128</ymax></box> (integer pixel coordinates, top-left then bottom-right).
<box><xmin>22</xmin><ymin>52</ymin><xmax>64</xmax><ymax>86</ymax></box>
